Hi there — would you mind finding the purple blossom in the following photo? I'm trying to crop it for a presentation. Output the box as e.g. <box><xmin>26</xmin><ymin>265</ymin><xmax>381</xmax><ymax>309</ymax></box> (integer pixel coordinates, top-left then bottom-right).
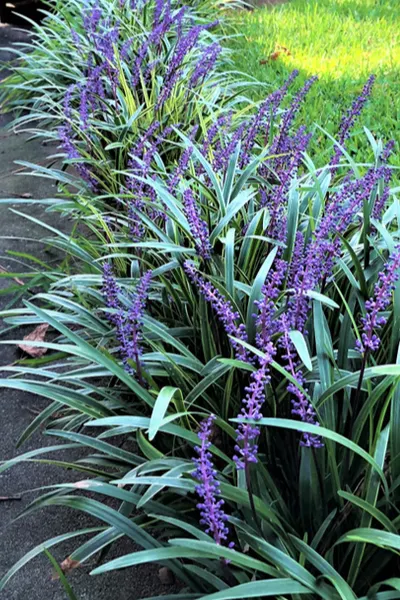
<box><xmin>255</xmin><ymin>258</ymin><xmax>287</xmax><ymax>350</ymax></box>
<box><xmin>87</xmin><ymin>62</ymin><xmax>106</xmax><ymax>102</ymax></box>
<box><xmin>102</xmin><ymin>265</ymin><xmax>152</xmax><ymax>377</ymax></box>
<box><xmin>168</xmin><ymin>145</ymin><xmax>194</xmax><ymax>192</ymax></box>
<box><xmin>184</xmin><ymin>261</ymin><xmax>250</xmax><ymax>362</ymax></box>
<box><xmin>168</xmin><ymin>126</ymin><xmax>197</xmax><ymax>191</ymax></box>
<box><xmin>234</xmin><ymin>349</ymin><xmax>275</xmax><ymax>469</ymax></box>
<box><xmin>193</xmin><ymin>415</ymin><xmax>232</xmax><ymax>546</ymax></box>
<box><xmin>182</xmin><ymin>189</ymin><xmax>212</xmax><ymax>260</ymax></box>
<box><xmin>264</xmin><ymin>126</ymin><xmax>312</xmax><ymax>239</ymax></box>
<box><xmin>102</xmin><ymin>263</ymin><xmax>121</xmax><ymax>318</ymax></box>
<box><xmin>71</xmin><ymin>28</ymin><xmax>82</xmax><ymax>52</ymax></box>
<box><xmin>156</xmin><ymin>26</ymin><xmax>204</xmax><ymax>109</ymax></box>
<box><xmin>83</xmin><ymin>6</ymin><xmax>102</xmax><ymax>35</ymax></box>
<box><xmin>202</xmin><ymin>113</ymin><xmax>232</xmax><ymax>158</ymax></box>
<box><xmin>58</xmin><ymin>87</ymin><xmax>98</xmax><ymax>191</ymax></box>
<box><xmin>372</xmin><ymin>141</ymin><xmax>394</xmax><ymax>221</ymax></box>
<box><xmin>279</xmin><ymin>315</ymin><xmax>322</xmax><ymax>447</ymax></box>
<box><xmin>287</xmin><ymin>232</ymin><xmax>305</xmax><ymax>290</ymax></box>
<box><xmin>211</xmin><ymin>122</ymin><xmax>245</xmax><ymax>174</ymax></box>
<box><xmin>121</xmin><ymin>37</ymin><xmax>134</xmax><ymax>62</ymax></box>
<box><xmin>356</xmin><ymin>245</ymin><xmax>400</xmax><ymax>354</ymax></box>
<box><xmin>127</xmin><ymin>270</ymin><xmax>152</xmax><ymax>362</ymax></box>
<box><xmin>287</xmin><ymin>164</ymin><xmax>390</xmax><ymax>333</ymax></box>
<box><xmin>241</xmin><ymin>69</ymin><xmax>299</xmax><ymax>168</ymax></box>
<box><xmin>153</xmin><ymin>0</ymin><xmax>169</xmax><ymax>28</ymax></box>
<box><xmin>79</xmin><ymin>84</ymin><xmax>89</xmax><ymax>130</ymax></box>
<box><xmin>188</xmin><ymin>43</ymin><xmax>221</xmax><ymax>89</ymax></box>
<box><xmin>271</xmin><ymin>75</ymin><xmax>317</xmax><ymax>157</ymax></box>
<box><xmin>331</xmin><ymin>75</ymin><xmax>375</xmax><ymax>173</ymax></box>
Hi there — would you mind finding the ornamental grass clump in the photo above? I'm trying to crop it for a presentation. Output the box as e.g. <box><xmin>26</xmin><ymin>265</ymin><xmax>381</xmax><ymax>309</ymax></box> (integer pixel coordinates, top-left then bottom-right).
<box><xmin>1</xmin><ymin>0</ymin><xmax>400</xmax><ymax>598</ymax></box>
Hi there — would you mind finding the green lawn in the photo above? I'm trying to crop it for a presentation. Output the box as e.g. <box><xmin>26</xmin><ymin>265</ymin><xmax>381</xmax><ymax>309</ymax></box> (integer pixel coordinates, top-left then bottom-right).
<box><xmin>228</xmin><ymin>0</ymin><xmax>400</xmax><ymax>166</ymax></box>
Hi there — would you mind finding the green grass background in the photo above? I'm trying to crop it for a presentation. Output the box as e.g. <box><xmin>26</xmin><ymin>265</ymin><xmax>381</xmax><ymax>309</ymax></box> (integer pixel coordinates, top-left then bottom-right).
<box><xmin>228</xmin><ymin>0</ymin><xmax>400</xmax><ymax>167</ymax></box>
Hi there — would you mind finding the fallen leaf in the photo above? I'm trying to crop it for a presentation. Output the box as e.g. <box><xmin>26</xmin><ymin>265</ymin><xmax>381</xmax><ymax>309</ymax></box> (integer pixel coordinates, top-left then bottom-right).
<box><xmin>158</xmin><ymin>567</ymin><xmax>174</xmax><ymax>585</ymax></box>
<box><xmin>52</xmin><ymin>557</ymin><xmax>81</xmax><ymax>580</ymax></box>
<box><xmin>278</xmin><ymin>45</ymin><xmax>291</xmax><ymax>55</ymax></box>
<box><xmin>260</xmin><ymin>45</ymin><xmax>291</xmax><ymax>64</ymax></box>
<box><xmin>0</xmin><ymin>265</ymin><xmax>24</xmax><ymax>286</ymax></box>
<box><xmin>73</xmin><ymin>480</ymin><xmax>92</xmax><ymax>489</ymax></box>
<box><xmin>269</xmin><ymin>50</ymin><xmax>281</xmax><ymax>61</ymax></box>
<box><xmin>18</xmin><ymin>323</ymin><xmax>49</xmax><ymax>357</ymax></box>
<box><xmin>0</xmin><ymin>495</ymin><xmax>21</xmax><ymax>501</ymax></box>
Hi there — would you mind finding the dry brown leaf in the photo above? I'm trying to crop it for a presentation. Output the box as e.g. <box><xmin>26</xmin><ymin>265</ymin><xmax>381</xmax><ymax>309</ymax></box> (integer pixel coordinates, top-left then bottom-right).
<box><xmin>0</xmin><ymin>265</ymin><xmax>24</xmax><ymax>286</ymax></box>
<box><xmin>260</xmin><ymin>45</ymin><xmax>291</xmax><ymax>64</ymax></box>
<box><xmin>269</xmin><ymin>51</ymin><xmax>281</xmax><ymax>61</ymax></box>
<box><xmin>158</xmin><ymin>567</ymin><xmax>175</xmax><ymax>585</ymax></box>
<box><xmin>18</xmin><ymin>323</ymin><xmax>49</xmax><ymax>357</ymax></box>
<box><xmin>52</xmin><ymin>557</ymin><xmax>81</xmax><ymax>580</ymax></box>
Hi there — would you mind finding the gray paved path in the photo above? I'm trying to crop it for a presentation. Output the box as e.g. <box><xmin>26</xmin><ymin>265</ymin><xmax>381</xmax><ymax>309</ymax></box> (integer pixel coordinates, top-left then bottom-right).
<box><xmin>0</xmin><ymin>24</ymin><xmax>170</xmax><ymax>600</ymax></box>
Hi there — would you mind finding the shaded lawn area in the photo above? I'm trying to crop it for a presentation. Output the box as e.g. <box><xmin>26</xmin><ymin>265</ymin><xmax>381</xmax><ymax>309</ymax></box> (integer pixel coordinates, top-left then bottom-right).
<box><xmin>228</xmin><ymin>0</ymin><xmax>400</xmax><ymax>168</ymax></box>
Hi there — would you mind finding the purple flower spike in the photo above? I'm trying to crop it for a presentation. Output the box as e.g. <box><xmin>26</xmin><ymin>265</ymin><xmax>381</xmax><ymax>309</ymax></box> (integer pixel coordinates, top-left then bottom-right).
<box><xmin>156</xmin><ymin>25</ymin><xmax>204</xmax><ymax>109</ymax></box>
<box><xmin>102</xmin><ymin>263</ymin><xmax>122</xmax><ymax>319</ymax></box>
<box><xmin>102</xmin><ymin>265</ymin><xmax>151</xmax><ymax>378</ymax></box>
<box><xmin>356</xmin><ymin>245</ymin><xmax>400</xmax><ymax>354</ymax></box>
<box><xmin>279</xmin><ymin>315</ymin><xmax>323</xmax><ymax>448</ymax></box>
<box><xmin>255</xmin><ymin>259</ymin><xmax>287</xmax><ymax>349</ymax></box>
<box><xmin>272</xmin><ymin>75</ymin><xmax>317</xmax><ymax>156</ymax></box>
<box><xmin>193</xmin><ymin>415</ymin><xmax>232</xmax><ymax>546</ymax></box>
<box><xmin>331</xmin><ymin>75</ymin><xmax>375</xmax><ymax>174</ymax></box>
<box><xmin>189</xmin><ymin>42</ymin><xmax>221</xmax><ymax>89</ymax></box>
<box><xmin>182</xmin><ymin>189</ymin><xmax>212</xmax><ymax>260</ymax></box>
<box><xmin>372</xmin><ymin>141</ymin><xmax>394</xmax><ymax>221</ymax></box>
<box><xmin>58</xmin><ymin>84</ymin><xmax>98</xmax><ymax>190</ymax></box>
<box><xmin>184</xmin><ymin>261</ymin><xmax>250</xmax><ymax>362</ymax></box>
<box><xmin>234</xmin><ymin>349</ymin><xmax>275</xmax><ymax>469</ymax></box>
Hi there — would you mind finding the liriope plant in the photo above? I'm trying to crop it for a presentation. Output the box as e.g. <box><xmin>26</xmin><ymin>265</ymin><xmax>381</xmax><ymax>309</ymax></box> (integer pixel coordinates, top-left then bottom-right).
<box><xmin>1</xmin><ymin>99</ymin><xmax>400</xmax><ymax>597</ymax></box>
<box><xmin>1</xmin><ymin>0</ymin><xmax>400</xmax><ymax>593</ymax></box>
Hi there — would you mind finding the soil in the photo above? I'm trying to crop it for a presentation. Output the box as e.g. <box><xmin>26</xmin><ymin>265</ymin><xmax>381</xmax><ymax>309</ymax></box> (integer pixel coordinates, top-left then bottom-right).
<box><xmin>0</xmin><ymin>23</ymin><xmax>173</xmax><ymax>600</ymax></box>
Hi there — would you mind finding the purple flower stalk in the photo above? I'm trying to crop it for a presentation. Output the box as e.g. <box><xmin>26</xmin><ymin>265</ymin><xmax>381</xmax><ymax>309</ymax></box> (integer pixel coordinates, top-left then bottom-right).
<box><xmin>234</xmin><ymin>349</ymin><xmax>274</xmax><ymax>469</ymax></box>
<box><xmin>83</xmin><ymin>6</ymin><xmax>102</xmax><ymax>35</ymax></box>
<box><xmin>331</xmin><ymin>75</ymin><xmax>375</xmax><ymax>173</ymax></box>
<box><xmin>79</xmin><ymin>84</ymin><xmax>89</xmax><ymax>130</ymax></box>
<box><xmin>182</xmin><ymin>189</ymin><xmax>212</xmax><ymax>260</ymax></box>
<box><xmin>156</xmin><ymin>25</ymin><xmax>204</xmax><ymax>109</ymax></box>
<box><xmin>58</xmin><ymin>84</ymin><xmax>98</xmax><ymax>190</ymax></box>
<box><xmin>287</xmin><ymin>164</ymin><xmax>391</xmax><ymax>333</ymax></box>
<box><xmin>193</xmin><ymin>415</ymin><xmax>232</xmax><ymax>546</ymax></box>
<box><xmin>212</xmin><ymin>122</ymin><xmax>246</xmax><ymax>174</ymax></box>
<box><xmin>356</xmin><ymin>245</ymin><xmax>400</xmax><ymax>354</ymax></box>
<box><xmin>202</xmin><ymin>113</ymin><xmax>232</xmax><ymax>158</ymax></box>
<box><xmin>168</xmin><ymin>146</ymin><xmax>194</xmax><ymax>192</ymax></box>
<box><xmin>102</xmin><ymin>264</ymin><xmax>151</xmax><ymax>378</ymax></box>
<box><xmin>372</xmin><ymin>140</ymin><xmax>394</xmax><ymax>221</ymax></box>
<box><xmin>188</xmin><ymin>42</ymin><xmax>221</xmax><ymax>89</ymax></box>
<box><xmin>102</xmin><ymin>262</ymin><xmax>121</xmax><ymax>319</ymax></box>
<box><xmin>241</xmin><ymin>69</ymin><xmax>299</xmax><ymax>167</ymax></box>
<box><xmin>184</xmin><ymin>261</ymin><xmax>250</xmax><ymax>362</ymax></box>
<box><xmin>255</xmin><ymin>258</ymin><xmax>287</xmax><ymax>350</ymax></box>
<box><xmin>271</xmin><ymin>75</ymin><xmax>317</xmax><ymax>157</ymax></box>
<box><xmin>265</xmin><ymin>126</ymin><xmax>312</xmax><ymax>239</ymax></box>
<box><xmin>279</xmin><ymin>315</ymin><xmax>322</xmax><ymax>447</ymax></box>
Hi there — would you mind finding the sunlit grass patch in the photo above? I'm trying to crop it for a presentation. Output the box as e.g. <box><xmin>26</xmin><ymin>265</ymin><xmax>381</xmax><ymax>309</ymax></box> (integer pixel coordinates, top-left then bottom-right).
<box><xmin>228</xmin><ymin>0</ymin><xmax>400</xmax><ymax>164</ymax></box>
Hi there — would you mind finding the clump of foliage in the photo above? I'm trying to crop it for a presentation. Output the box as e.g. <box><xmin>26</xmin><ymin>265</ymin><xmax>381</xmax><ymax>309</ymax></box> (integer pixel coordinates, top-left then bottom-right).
<box><xmin>1</xmin><ymin>0</ymin><xmax>400</xmax><ymax>599</ymax></box>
